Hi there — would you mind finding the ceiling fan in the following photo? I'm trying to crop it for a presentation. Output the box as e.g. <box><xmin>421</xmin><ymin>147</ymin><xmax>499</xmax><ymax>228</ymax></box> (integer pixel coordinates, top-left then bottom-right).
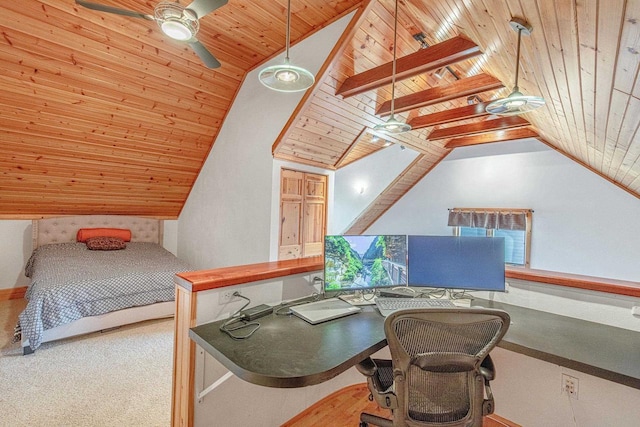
<box><xmin>75</xmin><ymin>0</ymin><xmax>226</xmax><ymax>68</ymax></box>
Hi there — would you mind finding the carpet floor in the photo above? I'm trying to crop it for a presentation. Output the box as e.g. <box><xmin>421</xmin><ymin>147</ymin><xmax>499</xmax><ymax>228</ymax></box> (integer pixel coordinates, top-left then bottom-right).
<box><xmin>0</xmin><ymin>303</ymin><xmax>173</xmax><ymax>427</ymax></box>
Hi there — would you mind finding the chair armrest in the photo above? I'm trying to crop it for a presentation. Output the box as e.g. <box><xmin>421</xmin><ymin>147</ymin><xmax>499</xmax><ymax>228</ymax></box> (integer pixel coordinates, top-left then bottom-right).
<box><xmin>357</xmin><ymin>357</ymin><xmax>377</xmax><ymax>377</ymax></box>
<box><xmin>480</xmin><ymin>354</ymin><xmax>495</xmax><ymax>382</ymax></box>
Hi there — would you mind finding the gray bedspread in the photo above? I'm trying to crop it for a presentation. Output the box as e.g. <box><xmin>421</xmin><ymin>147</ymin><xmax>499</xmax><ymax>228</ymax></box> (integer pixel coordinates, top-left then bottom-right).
<box><xmin>19</xmin><ymin>242</ymin><xmax>193</xmax><ymax>350</ymax></box>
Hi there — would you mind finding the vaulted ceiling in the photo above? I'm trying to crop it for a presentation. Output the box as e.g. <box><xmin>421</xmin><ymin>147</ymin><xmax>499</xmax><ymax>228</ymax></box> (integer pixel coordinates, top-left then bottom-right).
<box><xmin>2</xmin><ymin>0</ymin><xmax>640</xmax><ymax>224</ymax></box>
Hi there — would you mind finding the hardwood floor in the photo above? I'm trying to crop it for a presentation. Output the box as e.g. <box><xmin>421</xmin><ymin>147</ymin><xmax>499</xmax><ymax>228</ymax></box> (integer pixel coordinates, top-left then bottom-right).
<box><xmin>281</xmin><ymin>383</ymin><xmax>391</xmax><ymax>427</ymax></box>
<box><xmin>281</xmin><ymin>383</ymin><xmax>520</xmax><ymax>427</ymax></box>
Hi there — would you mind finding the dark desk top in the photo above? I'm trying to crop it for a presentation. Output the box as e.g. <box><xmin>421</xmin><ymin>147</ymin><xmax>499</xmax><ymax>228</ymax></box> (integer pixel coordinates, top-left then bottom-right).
<box><xmin>476</xmin><ymin>300</ymin><xmax>640</xmax><ymax>390</ymax></box>
<box><xmin>190</xmin><ymin>300</ymin><xmax>640</xmax><ymax>390</ymax></box>
<box><xmin>190</xmin><ymin>306</ymin><xmax>387</xmax><ymax>388</ymax></box>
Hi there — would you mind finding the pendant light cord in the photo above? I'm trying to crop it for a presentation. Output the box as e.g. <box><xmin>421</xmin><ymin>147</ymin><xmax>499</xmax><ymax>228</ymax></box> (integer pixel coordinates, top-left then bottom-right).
<box><xmin>390</xmin><ymin>0</ymin><xmax>399</xmax><ymax>116</ymax></box>
<box><xmin>513</xmin><ymin>26</ymin><xmax>522</xmax><ymax>92</ymax></box>
<box><xmin>285</xmin><ymin>0</ymin><xmax>291</xmax><ymax>62</ymax></box>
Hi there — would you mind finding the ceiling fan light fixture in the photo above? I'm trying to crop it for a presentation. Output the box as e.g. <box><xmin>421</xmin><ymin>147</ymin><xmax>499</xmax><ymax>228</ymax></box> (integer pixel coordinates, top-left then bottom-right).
<box><xmin>160</xmin><ymin>19</ymin><xmax>194</xmax><ymax>41</ymax></box>
<box><xmin>75</xmin><ymin>0</ymin><xmax>223</xmax><ymax>68</ymax></box>
<box><xmin>155</xmin><ymin>2</ymin><xmax>199</xmax><ymax>41</ymax></box>
<box><xmin>485</xmin><ymin>18</ymin><xmax>545</xmax><ymax>116</ymax></box>
<box><xmin>259</xmin><ymin>0</ymin><xmax>314</xmax><ymax>92</ymax></box>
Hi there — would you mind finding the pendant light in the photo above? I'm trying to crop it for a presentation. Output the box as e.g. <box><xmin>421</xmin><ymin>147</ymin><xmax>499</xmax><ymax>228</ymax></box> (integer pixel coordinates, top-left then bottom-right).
<box><xmin>374</xmin><ymin>0</ymin><xmax>411</xmax><ymax>134</ymax></box>
<box><xmin>485</xmin><ymin>18</ymin><xmax>545</xmax><ymax>115</ymax></box>
<box><xmin>259</xmin><ymin>0</ymin><xmax>315</xmax><ymax>92</ymax></box>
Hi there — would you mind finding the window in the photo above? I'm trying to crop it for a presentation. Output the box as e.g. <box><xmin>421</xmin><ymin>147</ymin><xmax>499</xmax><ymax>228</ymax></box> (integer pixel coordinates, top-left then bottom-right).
<box><xmin>449</xmin><ymin>208</ymin><xmax>532</xmax><ymax>267</ymax></box>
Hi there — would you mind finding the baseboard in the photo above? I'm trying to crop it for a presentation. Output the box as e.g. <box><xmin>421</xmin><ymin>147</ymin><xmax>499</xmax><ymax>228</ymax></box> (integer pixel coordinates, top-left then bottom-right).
<box><xmin>0</xmin><ymin>286</ymin><xmax>27</xmax><ymax>301</ymax></box>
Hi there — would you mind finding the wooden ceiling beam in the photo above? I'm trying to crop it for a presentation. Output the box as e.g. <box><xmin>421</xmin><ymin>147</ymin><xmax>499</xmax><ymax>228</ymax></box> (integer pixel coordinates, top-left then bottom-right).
<box><xmin>428</xmin><ymin>116</ymin><xmax>530</xmax><ymax>141</ymax></box>
<box><xmin>335</xmin><ymin>35</ymin><xmax>482</xmax><ymax>98</ymax></box>
<box><xmin>444</xmin><ymin>128</ymin><xmax>540</xmax><ymax>149</ymax></box>
<box><xmin>376</xmin><ymin>73</ymin><xmax>504</xmax><ymax>116</ymax></box>
<box><xmin>408</xmin><ymin>102</ymin><xmax>492</xmax><ymax>130</ymax></box>
<box><xmin>334</xmin><ymin>127</ymin><xmax>368</xmax><ymax>168</ymax></box>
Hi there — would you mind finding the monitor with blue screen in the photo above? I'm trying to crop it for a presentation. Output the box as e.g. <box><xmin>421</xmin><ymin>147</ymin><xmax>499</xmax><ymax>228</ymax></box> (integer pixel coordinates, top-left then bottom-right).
<box><xmin>323</xmin><ymin>235</ymin><xmax>408</xmax><ymax>293</ymax></box>
<box><xmin>407</xmin><ymin>235</ymin><xmax>506</xmax><ymax>291</ymax></box>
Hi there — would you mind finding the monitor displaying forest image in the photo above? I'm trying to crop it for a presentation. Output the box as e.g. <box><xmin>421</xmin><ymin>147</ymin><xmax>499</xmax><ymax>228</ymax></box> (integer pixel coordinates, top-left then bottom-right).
<box><xmin>324</xmin><ymin>235</ymin><xmax>408</xmax><ymax>292</ymax></box>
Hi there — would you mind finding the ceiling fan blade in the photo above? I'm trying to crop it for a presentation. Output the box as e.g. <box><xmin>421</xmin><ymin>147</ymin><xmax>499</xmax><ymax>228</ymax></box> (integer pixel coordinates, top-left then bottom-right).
<box><xmin>75</xmin><ymin>0</ymin><xmax>154</xmax><ymax>20</ymax></box>
<box><xmin>185</xmin><ymin>0</ymin><xmax>228</xmax><ymax>19</ymax></box>
<box><xmin>188</xmin><ymin>40</ymin><xmax>221</xmax><ymax>69</ymax></box>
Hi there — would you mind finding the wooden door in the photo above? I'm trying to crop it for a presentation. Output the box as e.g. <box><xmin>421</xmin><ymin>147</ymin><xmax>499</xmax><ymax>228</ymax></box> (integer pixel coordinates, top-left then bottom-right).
<box><xmin>302</xmin><ymin>173</ymin><xmax>326</xmax><ymax>258</ymax></box>
<box><xmin>279</xmin><ymin>170</ymin><xmax>304</xmax><ymax>260</ymax></box>
<box><xmin>278</xmin><ymin>169</ymin><xmax>327</xmax><ymax>260</ymax></box>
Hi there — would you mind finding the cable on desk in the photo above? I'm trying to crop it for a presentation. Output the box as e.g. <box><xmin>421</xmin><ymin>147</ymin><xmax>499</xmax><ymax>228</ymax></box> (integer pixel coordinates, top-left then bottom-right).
<box><xmin>448</xmin><ymin>289</ymin><xmax>470</xmax><ymax>300</ymax></box>
<box><xmin>273</xmin><ymin>292</ymin><xmax>322</xmax><ymax>316</ymax></box>
<box><xmin>415</xmin><ymin>288</ymin><xmax>448</xmax><ymax>299</ymax></box>
<box><xmin>219</xmin><ymin>292</ymin><xmax>261</xmax><ymax>340</ymax></box>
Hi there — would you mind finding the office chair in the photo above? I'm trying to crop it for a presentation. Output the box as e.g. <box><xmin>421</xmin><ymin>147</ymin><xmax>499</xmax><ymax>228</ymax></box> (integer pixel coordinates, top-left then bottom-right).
<box><xmin>357</xmin><ymin>308</ymin><xmax>510</xmax><ymax>427</ymax></box>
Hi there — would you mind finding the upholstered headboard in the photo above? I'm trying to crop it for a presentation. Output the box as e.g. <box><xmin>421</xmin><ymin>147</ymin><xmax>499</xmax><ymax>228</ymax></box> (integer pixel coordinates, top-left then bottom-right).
<box><xmin>32</xmin><ymin>215</ymin><xmax>163</xmax><ymax>249</ymax></box>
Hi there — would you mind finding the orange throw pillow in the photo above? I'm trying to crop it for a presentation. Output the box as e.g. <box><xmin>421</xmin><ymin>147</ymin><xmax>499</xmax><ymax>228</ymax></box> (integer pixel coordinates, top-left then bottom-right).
<box><xmin>76</xmin><ymin>228</ymin><xmax>132</xmax><ymax>242</ymax></box>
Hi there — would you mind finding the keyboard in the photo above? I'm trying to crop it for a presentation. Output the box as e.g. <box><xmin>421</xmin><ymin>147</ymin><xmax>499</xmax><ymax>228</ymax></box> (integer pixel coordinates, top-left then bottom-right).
<box><xmin>375</xmin><ymin>297</ymin><xmax>456</xmax><ymax>317</ymax></box>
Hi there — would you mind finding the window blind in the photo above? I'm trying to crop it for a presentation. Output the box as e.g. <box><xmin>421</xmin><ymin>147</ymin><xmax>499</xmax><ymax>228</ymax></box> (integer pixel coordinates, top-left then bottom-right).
<box><xmin>447</xmin><ymin>209</ymin><xmax>529</xmax><ymax>231</ymax></box>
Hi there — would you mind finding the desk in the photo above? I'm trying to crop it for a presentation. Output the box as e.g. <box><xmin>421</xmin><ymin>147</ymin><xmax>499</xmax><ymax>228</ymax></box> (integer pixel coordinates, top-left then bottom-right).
<box><xmin>189</xmin><ymin>306</ymin><xmax>386</xmax><ymax>388</ymax></box>
<box><xmin>190</xmin><ymin>299</ymin><xmax>640</xmax><ymax>390</ymax></box>
<box><xmin>476</xmin><ymin>300</ymin><xmax>640</xmax><ymax>390</ymax></box>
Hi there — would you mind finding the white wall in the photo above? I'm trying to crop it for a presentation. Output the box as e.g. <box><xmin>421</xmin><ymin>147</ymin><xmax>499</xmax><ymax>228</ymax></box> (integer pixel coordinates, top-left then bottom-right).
<box><xmin>178</xmin><ymin>14</ymin><xmax>352</xmax><ymax>269</ymax></box>
<box><xmin>331</xmin><ymin>144</ymin><xmax>418</xmax><ymax>234</ymax></box>
<box><xmin>0</xmin><ymin>220</ymin><xmax>32</xmax><ymax>290</ymax></box>
<box><xmin>361</xmin><ymin>138</ymin><xmax>640</xmax><ymax>282</ymax></box>
<box><xmin>490</xmin><ymin>347</ymin><xmax>640</xmax><ymax>427</ymax></box>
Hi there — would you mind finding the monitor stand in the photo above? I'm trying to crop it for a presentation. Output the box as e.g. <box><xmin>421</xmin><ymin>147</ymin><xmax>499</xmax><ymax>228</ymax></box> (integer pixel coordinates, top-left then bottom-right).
<box><xmin>339</xmin><ymin>290</ymin><xmax>376</xmax><ymax>306</ymax></box>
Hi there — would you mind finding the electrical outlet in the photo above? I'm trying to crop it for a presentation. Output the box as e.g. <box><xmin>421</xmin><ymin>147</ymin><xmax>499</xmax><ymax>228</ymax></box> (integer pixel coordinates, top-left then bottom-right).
<box><xmin>562</xmin><ymin>374</ymin><xmax>579</xmax><ymax>399</ymax></box>
<box><xmin>219</xmin><ymin>290</ymin><xmax>239</xmax><ymax>305</ymax></box>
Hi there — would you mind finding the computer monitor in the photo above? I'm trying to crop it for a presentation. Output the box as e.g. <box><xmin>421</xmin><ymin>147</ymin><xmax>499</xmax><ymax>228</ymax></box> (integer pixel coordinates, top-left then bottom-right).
<box><xmin>407</xmin><ymin>235</ymin><xmax>505</xmax><ymax>292</ymax></box>
<box><xmin>324</xmin><ymin>235</ymin><xmax>408</xmax><ymax>293</ymax></box>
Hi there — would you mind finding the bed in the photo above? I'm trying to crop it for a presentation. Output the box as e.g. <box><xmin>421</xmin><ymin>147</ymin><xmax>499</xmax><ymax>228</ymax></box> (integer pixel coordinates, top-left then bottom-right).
<box><xmin>16</xmin><ymin>215</ymin><xmax>193</xmax><ymax>354</ymax></box>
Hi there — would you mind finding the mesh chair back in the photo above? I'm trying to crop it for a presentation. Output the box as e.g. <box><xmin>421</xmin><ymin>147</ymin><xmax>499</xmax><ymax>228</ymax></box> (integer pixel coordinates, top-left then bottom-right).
<box><xmin>384</xmin><ymin>308</ymin><xmax>510</xmax><ymax>427</ymax></box>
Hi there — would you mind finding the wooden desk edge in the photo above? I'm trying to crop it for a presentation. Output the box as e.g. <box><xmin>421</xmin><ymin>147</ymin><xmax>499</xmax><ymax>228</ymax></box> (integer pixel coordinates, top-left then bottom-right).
<box><xmin>176</xmin><ymin>256</ymin><xmax>323</xmax><ymax>293</ymax></box>
<box><xmin>505</xmin><ymin>267</ymin><xmax>640</xmax><ymax>298</ymax></box>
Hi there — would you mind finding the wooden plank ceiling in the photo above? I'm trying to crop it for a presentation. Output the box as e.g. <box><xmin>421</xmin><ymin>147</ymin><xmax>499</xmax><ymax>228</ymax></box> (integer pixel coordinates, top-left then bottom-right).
<box><xmin>1</xmin><ymin>0</ymin><xmax>640</xmax><ymax>223</ymax></box>
<box><xmin>0</xmin><ymin>0</ymin><xmax>360</xmax><ymax>218</ymax></box>
<box><xmin>272</xmin><ymin>0</ymin><xmax>640</xmax><ymax>232</ymax></box>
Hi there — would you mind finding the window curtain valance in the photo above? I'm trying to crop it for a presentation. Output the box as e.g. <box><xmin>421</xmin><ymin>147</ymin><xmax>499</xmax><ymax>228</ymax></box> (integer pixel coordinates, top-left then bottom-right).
<box><xmin>447</xmin><ymin>208</ymin><xmax>530</xmax><ymax>231</ymax></box>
